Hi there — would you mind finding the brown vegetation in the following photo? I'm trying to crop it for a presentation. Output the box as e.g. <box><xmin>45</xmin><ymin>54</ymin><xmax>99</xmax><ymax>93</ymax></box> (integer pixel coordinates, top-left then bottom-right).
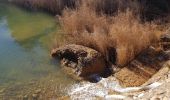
<box><xmin>59</xmin><ymin>3</ymin><xmax>163</xmax><ymax>66</ymax></box>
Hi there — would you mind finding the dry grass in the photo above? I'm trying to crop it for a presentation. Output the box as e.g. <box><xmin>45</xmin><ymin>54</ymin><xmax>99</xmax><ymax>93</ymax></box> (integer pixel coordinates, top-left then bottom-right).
<box><xmin>59</xmin><ymin>4</ymin><xmax>112</xmax><ymax>53</ymax></box>
<box><xmin>109</xmin><ymin>11</ymin><xmax>162</xmax><ymax>66</ymax></box>
<box><xmin>59</xmin><ymin>4</ymin><xmax>164</xmax><ymax>66</ymax></box>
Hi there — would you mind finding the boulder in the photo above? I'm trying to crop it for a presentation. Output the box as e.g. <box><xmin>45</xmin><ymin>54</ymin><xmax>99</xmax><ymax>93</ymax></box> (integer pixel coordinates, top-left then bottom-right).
<box><xmin>51</xmin><ymin>44</ymin><xmax>106</xmax><ymax>78</ymax></box>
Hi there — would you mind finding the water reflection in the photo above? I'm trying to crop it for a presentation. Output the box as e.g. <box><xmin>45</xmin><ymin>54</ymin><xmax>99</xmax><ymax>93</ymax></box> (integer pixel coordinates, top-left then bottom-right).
<box><xmin>0</xmin><ymin>3</ymin><xmax>74</xmax><ymax>98</ymax></box>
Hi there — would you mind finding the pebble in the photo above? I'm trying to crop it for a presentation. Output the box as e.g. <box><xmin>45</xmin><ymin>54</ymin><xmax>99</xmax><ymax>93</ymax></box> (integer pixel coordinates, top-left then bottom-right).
<box><xmin>35</xmin><ymin>89</ymin><xmax>41</xmax><ymax>94</ymax></box>
<box><xmin>23</xmin><ymin>95</ymin><xmax>28</xmax><ymax>100</ymax></box>
<box><xmin>29</xmin><ymin>81</ymin><xmax>35</xmax><ymax>85</ymax></box>
<box><xmin>162</xmin><ymin>96</ymin><xmax>169</xmax><ymax>100</ymax></box>
<box><xmin>150</xmin><ymin>96</ymin><xmax>161</xmax><ymax>100</ymax></box>
<box><xmin>88</xmin><ymin>74</ymin><xmax>102</xmax><ymax>83</ymax></box>
<box><xmin>0</xmin><ymin>88</ymin><xmax>5</xmax><ymax>93</ymax></box>
<box><xmin>32</xmin><ymin>94</ymin><xmax>38</xmax><ymax>100</ymax></box>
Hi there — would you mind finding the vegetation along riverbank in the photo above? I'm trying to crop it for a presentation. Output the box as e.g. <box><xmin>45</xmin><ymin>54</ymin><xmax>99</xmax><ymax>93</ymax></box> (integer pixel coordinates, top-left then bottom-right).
<box><xmin>5</xmin><ymin>0</ymin><xmax>170</xmax><ymax>99</ymax></box>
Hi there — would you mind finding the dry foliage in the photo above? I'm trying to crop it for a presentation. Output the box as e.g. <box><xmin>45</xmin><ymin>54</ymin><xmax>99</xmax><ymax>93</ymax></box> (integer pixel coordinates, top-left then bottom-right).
<box><xmin>109</xmin><ymin>11</ymin><xmax>162</xmax><ymax>65</ymax></box>
<box><xmin>59</xmin><ymin>4</ymin><xmax>163</xmax><ymax>66</ymax></box>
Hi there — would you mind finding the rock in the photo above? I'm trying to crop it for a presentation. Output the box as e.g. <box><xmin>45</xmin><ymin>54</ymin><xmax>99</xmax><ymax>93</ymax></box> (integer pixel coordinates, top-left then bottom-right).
<box><xmin>23</xmin><ymin>95</ymin><xmax>28</xmax><ymax>100</ymax></box>
<box><xmin>58</xmin><ymin>96</ymin><xmax>70</xmax><ymax>100</ymax></box>
<box><xmin>32</xmin><ymin>94</ymin><xmax>38</xmax><ymax>100</ymax></box>
<box><xmin>161</xmin><ymin>34</ymin><xmax>170</xmax><ymax>42</ymax></box>
<box><xmin>115</xmin><ymin>47</ymin><xmax>170</xmax><ymax>87</ymax></box>
<box><xmin>87</xmin><ymin>74</ymin><xmax>102</xmax><ymax>83</ymax></box>
<box><xmin>35</xmin><ymin>89</ymin><xmax>41</xmax><ymax>94</ymax></box>
<box><xmin>160</xmin><ymin>33</ymin><xmax>170</xmax><ymax>50</ymax></box>
<box><xmin>51</xmin><ymin>44</ymin><xmax>106</xmax><ymax>78</ymax></box>
<box><xmin>0</xmin><ymin>88</ymin><xmax>5</xmax><ymax>93</ymax></box>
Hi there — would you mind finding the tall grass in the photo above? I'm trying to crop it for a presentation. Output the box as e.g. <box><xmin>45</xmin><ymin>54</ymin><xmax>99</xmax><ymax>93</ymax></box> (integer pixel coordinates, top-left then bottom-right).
<box><xmin>109</xmin><ymin>11</ymin><xmax>162</xmax><ymax>66</ymax></box>
<box><xmin>59</xmin><ymin>4</ymin><xmax>163</xmax><ymax>66</ymax></box>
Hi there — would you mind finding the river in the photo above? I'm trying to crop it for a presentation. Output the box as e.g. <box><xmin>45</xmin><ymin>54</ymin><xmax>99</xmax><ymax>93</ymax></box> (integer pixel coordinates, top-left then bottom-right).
<box><xmin>0</xmin><ymin>3</ymin><xmax>75</xmax><ymax>99</ymax></box>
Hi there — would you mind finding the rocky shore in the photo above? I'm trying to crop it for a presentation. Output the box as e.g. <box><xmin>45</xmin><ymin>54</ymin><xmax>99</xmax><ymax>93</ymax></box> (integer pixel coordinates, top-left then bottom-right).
<box><xmin>52</xmin><ymin>31</ymin><xmax>170</xmax><ymax>99</ymax></box>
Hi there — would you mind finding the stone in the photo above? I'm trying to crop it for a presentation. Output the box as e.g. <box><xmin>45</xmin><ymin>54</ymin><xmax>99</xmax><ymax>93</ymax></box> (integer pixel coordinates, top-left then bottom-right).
<box><xmin>35</xmin><ymin>89</ymin><xmax>41</xmax><ymax>94</ymax></box>
<box><xmin>160</xmin><ymin>33</ymin><xmax>170</xmax><ymax>50</ymax></box>
<box><xmin>0</xmin><ymin>88</ymin><xmax>4</xmax><ymax>93</ymax></box>
<box><xmin>161</xmin><ymin>34</ymin><xmax>170</xmax><ymax>42</ymax></box>
<box><xmin>51</xmin><ymin>44</ymin><xmax>106</xmax><ymax>78</ymax></box>
<box><xmin>115</xmin><ymin>47</ymin><xmax>170</xmax><ymax>87</ymax></box>
<box><xmin>87</xmin><ymin>74</ymin><xmax>102</xmax><ymax>83</ymax></box>
<box><xmin>23</xmin><ymin>95</ymin><xmax>28</xmax><ymax>100</ymax></box>
<box><xmin>32</xmin><ymin>94</ymin><xmax>38</xmax><ymax>100</ymax></box>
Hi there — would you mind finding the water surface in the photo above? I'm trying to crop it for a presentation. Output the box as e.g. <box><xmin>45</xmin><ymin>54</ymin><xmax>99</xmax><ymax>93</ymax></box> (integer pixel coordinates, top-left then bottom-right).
<box><xmin>0</xmin><ymin>3</ymin><xmax>74</xmax><ymax>99</ymax></box>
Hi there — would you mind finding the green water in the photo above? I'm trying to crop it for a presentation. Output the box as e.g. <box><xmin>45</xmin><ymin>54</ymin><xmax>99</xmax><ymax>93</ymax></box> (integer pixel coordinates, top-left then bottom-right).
<box><xmin>0</xmin><ymin>3</ymin><xmax>74</xmax><ymax>98</ymax></box>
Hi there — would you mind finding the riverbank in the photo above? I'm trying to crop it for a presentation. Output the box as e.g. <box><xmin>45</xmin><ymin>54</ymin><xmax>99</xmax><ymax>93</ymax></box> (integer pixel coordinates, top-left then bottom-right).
<box><xmin>5</xmin><ymin>0</ymin><xmax>170</xmax><ymax>99</ymax></box>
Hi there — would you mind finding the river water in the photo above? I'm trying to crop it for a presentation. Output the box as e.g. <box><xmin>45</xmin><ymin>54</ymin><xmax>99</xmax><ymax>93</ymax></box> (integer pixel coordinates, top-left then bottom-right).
<box><xmin>0</xmin><ymin>3</ymin><xmax>75</xmax><ymax>99</ymax></box>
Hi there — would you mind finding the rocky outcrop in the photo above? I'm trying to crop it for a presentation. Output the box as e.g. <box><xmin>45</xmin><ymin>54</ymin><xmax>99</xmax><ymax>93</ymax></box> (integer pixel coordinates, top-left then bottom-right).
<box><xmin>51</xmin><ymin>44</ymin><xmax>106</xmax><ymax>79</ymax></box>
<box><xmin>115</xmin><ymin>46</ymin><xmax>170</xmax><ymax>87</ymax></box>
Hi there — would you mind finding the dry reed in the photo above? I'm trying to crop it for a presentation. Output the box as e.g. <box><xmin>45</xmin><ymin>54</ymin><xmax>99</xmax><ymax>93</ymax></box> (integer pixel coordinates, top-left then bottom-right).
<box><xmin>59</xmin><ymin>4</ymin><xmax>163</xmax><ymax>66</ymax></box>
